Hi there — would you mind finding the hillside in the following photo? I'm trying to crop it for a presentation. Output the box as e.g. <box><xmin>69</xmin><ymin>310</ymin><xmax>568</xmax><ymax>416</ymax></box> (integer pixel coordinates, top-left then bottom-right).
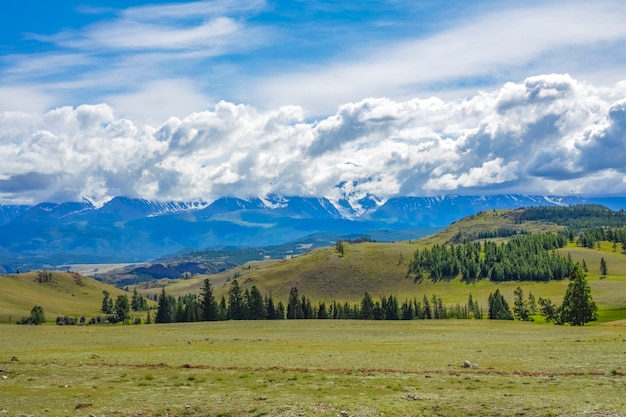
<box><xmin>0</xmin><ymin>271</ymin><xmax>135</xmax><ymax>323</ymax></box>
<box><xmin>144</xmin><ymin>208</ymin><xmax>626</xmax><ymax>322</ymax></box>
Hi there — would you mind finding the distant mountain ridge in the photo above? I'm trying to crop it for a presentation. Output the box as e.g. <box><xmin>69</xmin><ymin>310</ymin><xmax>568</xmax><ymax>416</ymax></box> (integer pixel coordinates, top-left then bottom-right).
<box><xmin>1</xmin><ymin>194</ymin><xmax>625</xmax><ymax>272</ymax></box>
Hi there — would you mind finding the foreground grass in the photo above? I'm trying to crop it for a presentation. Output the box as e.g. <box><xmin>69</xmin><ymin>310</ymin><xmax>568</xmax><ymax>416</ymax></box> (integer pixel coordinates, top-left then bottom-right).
<box><xmin>1</xmin><ymin>320</ymin><xmax>624</xmax><ymax>417</ymax></box>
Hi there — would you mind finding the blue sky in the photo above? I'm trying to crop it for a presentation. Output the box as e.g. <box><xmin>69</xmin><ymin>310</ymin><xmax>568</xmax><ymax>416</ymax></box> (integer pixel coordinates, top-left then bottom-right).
<box><xmin>1</xmin><ymin>1</ymin><xmax>626</xmax><ymax>207</ymax></box>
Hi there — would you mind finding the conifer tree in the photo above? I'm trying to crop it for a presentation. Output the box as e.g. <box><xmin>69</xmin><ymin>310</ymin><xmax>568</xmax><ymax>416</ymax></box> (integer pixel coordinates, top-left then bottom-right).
<box><xmin>488</xmin><ymin>289</ymin><xmax>513</xmax><ymax>320</ymax></box>
<box><xmin>527</xmin><ymin>292</ymin><xmax>537</xmax><ymax>315</ymax></box>
<box><xmin>265</xmin><ymin>294</ymin><xmax>277</xmax><ymax>319</ymax></box>
<box><xmin>287</xmin><ymin>287</ymin><xmax>302</xmax><ymax>319</ymax></box>
<box><xmin>200</xmin><ymin>279</ymin><xmax>219</xmax><ymax>321</ymax></box>
<box><xmin>560</xmin><ymin>264</ymin><xmax>598</xmax><ymax>326</ymax></box>
<box><xmin>600</xmin><ymin>257</ymin><xmax>608</xmax><ymax>276</ymax></box>
<box><xmin>115</xmin><ymin>294</ymin><xmax>131</xmax><ymax>324</ymax></box>
<box><xmin>227</xmin><ymin>280</ymin><xmax>244</xmax><ymax>320</ymax></box>
<box><xmin>248</xmin><ymin>285</ymin><xmax>266</xmax><ymax>320</ymax></box>
<box><xmin>155</xmin><ymin>287</ymin><xmax>172</xmax><ymax>323</ymax></box>
<box><xmin>513</xmin><ymin>287</ymin><xmax>531</xmax><ymax>321</ymax></box>
<box><xmin>101</xmin><ymin>290</ymin><xmax>113</xmax><ymax>314</ymax></box>
<box><xmin>360</xmin><ymin>293</ymin><xmax>375</xmax><ymax>320</ymax></box>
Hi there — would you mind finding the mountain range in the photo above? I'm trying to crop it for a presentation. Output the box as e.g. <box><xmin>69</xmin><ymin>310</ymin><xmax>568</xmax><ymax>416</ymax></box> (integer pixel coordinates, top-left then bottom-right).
<box><xmin>1</xmin><ymin>194</ymin><xmax>625</xmax><ymax>273</ymax></box>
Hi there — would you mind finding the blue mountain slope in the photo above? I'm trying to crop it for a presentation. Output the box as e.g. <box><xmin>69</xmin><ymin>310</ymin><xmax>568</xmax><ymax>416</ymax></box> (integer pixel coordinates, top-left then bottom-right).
<box><xmin>0</xmin><ymin>204</ymin><xmax>30</xmax><ymax>225</ymax></box>
<box><xmin>1</xmin><ymin>194</ymin><xmax>625</xmax><ymax>272</ymax></box>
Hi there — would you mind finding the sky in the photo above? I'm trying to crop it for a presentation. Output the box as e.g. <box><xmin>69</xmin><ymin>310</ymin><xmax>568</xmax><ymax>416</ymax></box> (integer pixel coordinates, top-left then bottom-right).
<box><xmin>1</xmin><ymin>0</ymin><xmax>626</xmax><ymax>208</ymax></box>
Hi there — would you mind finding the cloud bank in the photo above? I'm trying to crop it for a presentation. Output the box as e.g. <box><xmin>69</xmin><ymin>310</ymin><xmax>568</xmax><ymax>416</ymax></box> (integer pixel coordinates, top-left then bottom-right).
<box><xmin>1</xmin><ymin>74</ymin><xmax>625</xmax><ymax>206</ymax></box>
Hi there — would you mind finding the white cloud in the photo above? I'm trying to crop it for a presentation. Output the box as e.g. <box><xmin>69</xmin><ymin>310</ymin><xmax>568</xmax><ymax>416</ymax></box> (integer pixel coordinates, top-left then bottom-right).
<box><xmin>0</xmin><ymin>74</ymin><xmax>625</xmax><ymax>206</ymax></box>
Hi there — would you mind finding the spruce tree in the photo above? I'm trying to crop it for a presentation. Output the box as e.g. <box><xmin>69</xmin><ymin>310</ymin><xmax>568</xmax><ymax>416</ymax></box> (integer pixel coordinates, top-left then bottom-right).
<box><xmin>155</xmin><ymin>287</ymin><xmax>172</xmax><ymax>323</ymax></box>
<box><xmin>227</xmin><ymin>280</ymin><xmax>244</xmax><ymax>320</ymax></box>
<box><xmin>513</xmin><ymin>287</ymin><xmax>531</xmax><ymax>321</ymax></box>
<box><xmin>115</xmin><ymin>294</ymin><xmax>131</xmax><ymax>324</ymax></box>
<box><xmin>266</xmin><ymin>294</ymin><xmax>277</xmax><ymax>319</ymax></box>
<box><xmin>488</xmin><ymin>289</ymin><xmax>513</xmax><ymax>320</ymax></box>
<box><xmin>101</xmin><ymin>291</ymin><xmax>113</xmax><ymax>314</ymax></box>
<box><xmin>600</xmin><ymin>257</ymin><xmax>608</xmax><ymax>276</ymax></box>
<box><xmin>200</xmin><ymin>279</ymin><xmax>219</xmax><ymax>321</ymax></box>
<box><xmin>287</xmin><ymin>287</ymin><xmax>302</xmax><ymax>319</ymax></box>
<box><xmin>248</xmin><ymin>286</ymin><xmax>265</xmax><ymax>320</ymax></box>
<box><xmin>560</xmin><ymin>264</ymin><xmax>598</xmax><ymax>326</ymax></box>
<box><xmin>360</xmin><ymin>293</ymin><xmax>374</xmax><ymax>320</ymax></box>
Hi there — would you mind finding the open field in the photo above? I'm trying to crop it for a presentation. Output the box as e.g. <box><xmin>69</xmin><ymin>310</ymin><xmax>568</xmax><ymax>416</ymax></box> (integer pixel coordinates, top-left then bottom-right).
<box><xmin>1</xmin><ymin>320</ymin><xmax>625</xmax><ymax>417</ymax></box>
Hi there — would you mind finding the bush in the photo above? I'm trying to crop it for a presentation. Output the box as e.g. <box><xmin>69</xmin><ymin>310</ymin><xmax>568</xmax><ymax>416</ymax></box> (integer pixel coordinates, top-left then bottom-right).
<box><xmin>56</xmin><ymin>316</ymin><xmax>78</xmax><ymax>325</ymax></box>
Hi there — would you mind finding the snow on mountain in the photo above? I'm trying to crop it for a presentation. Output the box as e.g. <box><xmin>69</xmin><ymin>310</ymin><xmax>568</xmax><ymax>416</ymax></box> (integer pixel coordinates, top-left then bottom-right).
<box><xmin>2</xmin><ymin>193</ymin><xmax>626</xmax><ymax>272</ymax></box>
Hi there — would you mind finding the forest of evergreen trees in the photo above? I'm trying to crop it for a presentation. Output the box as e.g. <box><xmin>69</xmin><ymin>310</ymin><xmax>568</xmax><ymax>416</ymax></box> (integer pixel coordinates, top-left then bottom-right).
<box><xmin>406</xmin><ymin>233</ymin><xmax>572</xmax><ymax>283</ymax></box>
<box><xmin>149</xmin><ymin>282</ymin><xmax>486</xmax><ymax>323</ymax></box>
<box><xmin>517</xmin><ymin>204</ymin><xmax>626</xmax><ymax>230</ymax></box>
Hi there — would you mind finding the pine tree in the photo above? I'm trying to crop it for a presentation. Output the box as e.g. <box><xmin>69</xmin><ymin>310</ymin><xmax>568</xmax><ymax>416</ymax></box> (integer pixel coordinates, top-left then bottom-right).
<box><xmin>527</xmin><ymin>292</ymin><xmax>536</xmax><ymax>315</ymax></box>
<box><xmin>488</xmin><ymin>289</ymin><xmax>513</xmax><ymax>320</ymax></box>
<box><xmin>200</xmin><ymin>279</ymin><xmax>219</xmax><ymax>321</ymax></box>
<box><xmin>248</xmin><ymin>286</ymin><xmax>266</xmax><ymax>320</ymax></box>
<box><xmin>560</xmin><ymin>264</ymin><xmax>598</xmax><ymax>326</ymax></box>
<box><xmin>227</xmin><ymin>280</ymin><xmax>244</xmax><ymax>320</ymax></box>
<box><xmin>422</xmin><ymin>295</ymin><xmax>432</xmax><ymax>319</ymax></box>
<box><xmin>513</xmin><ymin>287</ymin><xmax>531</xmax><ymax>321</ymax></box>
<box><xmin>131</xmin><ymin>288</ymin><xmax>147</xmax><ymax>311</ymax></box>
<box><xmin>101</xmin><ymin>291</ymin><xmax>113</xmax><ymax>314</ymax></box>
<box><xmin>266</xmin><ymin>294</ymin><xmax>277</xmax><ymax>319</ymax></box>
<box><xmin>155</xmin><ymin>287</ymin><xmax>172</xmax><ymax>323</ymax></box>
<box><xmin>287</xmin><ymin>287</ymin><xmax>302</xmax><ymax>319</ymax></box>
<box><xmin>600</xmin><ymin>257</ymin><xmax>608</xmax><ymax>276</ymax></box>
<box><xmin>115</xmin><ymin>294</ymin><xmax>131</xmax><ymax>324</ymax></box>
<box><xmin>360</xmin><ymin>293</ymin><xmax>374</xmax><ymax>320</ymax></box>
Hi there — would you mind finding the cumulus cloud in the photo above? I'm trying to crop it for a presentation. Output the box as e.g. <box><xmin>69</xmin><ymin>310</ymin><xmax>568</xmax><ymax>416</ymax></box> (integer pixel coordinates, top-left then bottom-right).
<box><xmin>0</xmin><ymin>74</ymin><xmax>625</xmax><ymax>206</ymax></box>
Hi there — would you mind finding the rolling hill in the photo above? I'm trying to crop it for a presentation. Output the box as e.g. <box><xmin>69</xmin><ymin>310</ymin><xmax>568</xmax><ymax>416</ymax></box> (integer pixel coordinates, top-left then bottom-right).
<box><xmin>3</xmin><ymin>206</ymin><xmax>626</xmax><ymax>324</ymax></box>
<box><xmin>0</xmin><ymin>271</ymin><xmax>138</xmax><ymax>323</ymax></box>
<box><xmin>137</xmin><ymin>208</ymin><xmax>626</xmax><ymax>323</ymax></box>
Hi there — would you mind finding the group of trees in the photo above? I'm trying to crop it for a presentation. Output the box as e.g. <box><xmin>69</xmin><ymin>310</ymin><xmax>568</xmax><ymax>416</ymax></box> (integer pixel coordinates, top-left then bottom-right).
<box><xmin>407</xmin><ymin>233</ymin><xmax>573</xmax><ymax>283</ymax></box>
<box><xmin>100</xmin><ymin>289</ymin><xmax>148</xmax><ymax>324</ymax></box>
<box><xmin>538</xmin><ymin>264</ymin><xmax>598</xmax><ymax>325</ymax></box>
<box><xmin>484</xmin><ymin>264</ymin><xmax>597</xmax><ymax>326</ymax></box>
<box><xmin>16</xmin><ymin>305</ymin><xmax>46</xmax><ymax>325</ymax></box>
<box><xmin>152</xmin><ymin>281</ymin><xmax>486</xmax><ymax>322</ymax></box>
<box><xmin>154</xmin><ymin>279</ymin><xmax>286</xmax><ymax>323</ymax></box>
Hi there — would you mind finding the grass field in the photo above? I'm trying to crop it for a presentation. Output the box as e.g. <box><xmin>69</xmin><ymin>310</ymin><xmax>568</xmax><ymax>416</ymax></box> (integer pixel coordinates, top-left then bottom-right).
<box><xmin>1</xmin><ymin>320</ymin><xmax>624</xmax><ymax>417</ymax></box>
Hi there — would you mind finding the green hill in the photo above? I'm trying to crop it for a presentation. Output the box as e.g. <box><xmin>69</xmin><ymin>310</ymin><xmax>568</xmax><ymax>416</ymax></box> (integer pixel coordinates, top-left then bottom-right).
<box><xmin>0</xmin><ymin>271</ymin><xmax>136</xmax><ymax>323</ymax></box>
<box><xmin>4</xmin><ymin>207</ymin><xmax>626</xmax><ymax>324</ymax></box>
<box><xmin>142</xmin><ymin>208</ymin><xmax>626</xmax><ymax>323</ymax></box>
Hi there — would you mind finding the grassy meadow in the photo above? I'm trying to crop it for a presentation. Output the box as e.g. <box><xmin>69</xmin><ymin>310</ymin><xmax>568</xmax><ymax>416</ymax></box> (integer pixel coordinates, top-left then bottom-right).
<box><xmin>1</xmin><ymin>209</ymin><xmax>626</xmax><ymax>416</ymax></box>
<box><xmin>1</xmin><ymin>320</ymin><xmax>625</xmax><ymax>417</ymax></box>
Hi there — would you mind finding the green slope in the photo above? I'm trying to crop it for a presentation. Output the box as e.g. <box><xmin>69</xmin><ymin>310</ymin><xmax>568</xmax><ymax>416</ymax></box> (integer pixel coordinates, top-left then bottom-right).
<box><xmin>4</xmin><ymin>208</ymin><xmax>625</xmax><ymax>324</ymax></box>
<box><xmin>146</xmin><ymin>209</ymin><xmax>626</xmax><ymax>323</ymax></box>
<box><xmin>0</xmin><ymin>271</ymin><xmax>137</xmax><ymax>323</ymax></box>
